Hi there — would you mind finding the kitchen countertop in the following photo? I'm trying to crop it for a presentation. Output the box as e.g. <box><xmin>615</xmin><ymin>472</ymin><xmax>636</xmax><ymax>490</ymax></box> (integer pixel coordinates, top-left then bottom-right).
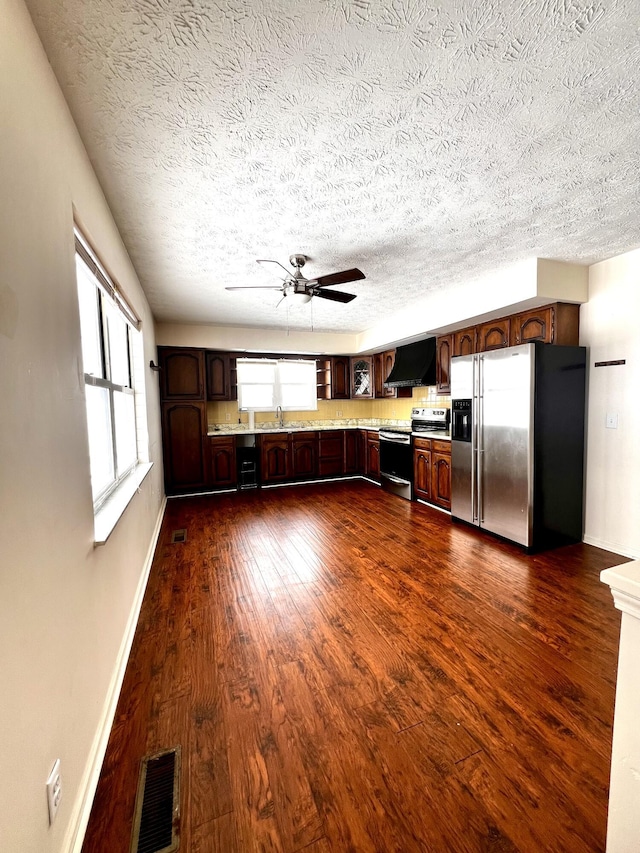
<box><xmin>208</xmin><ymin>423</ymin><xmax>451</xmax><ymax>441</ymax></box>
<box><xmin>410</xmin><ymin>431</ymin><xmax>451</xmax><ymax>441</ymax></box>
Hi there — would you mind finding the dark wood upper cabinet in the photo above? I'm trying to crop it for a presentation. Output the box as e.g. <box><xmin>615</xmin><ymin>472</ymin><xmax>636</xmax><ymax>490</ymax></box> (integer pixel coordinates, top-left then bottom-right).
<box><xmin>316</xmin><ymin>358</ymin><xmax>332</xmax><ymax>400</ymax></box>
<box><xmin>331</xmin><ymin>356</ymin><xmax>351</xmax><ymax>399</ymax></box>
<box><xmin>374</xmin><ymin>350</ymin><xmax>397</xmax><ymax>398</ymax></box>
<box><xmin>374</xmin><ymin>352</ymin><xmax>385</xmax><ymax>398</ymax></box>
<box><xmin>436</xmin><ymin>335</ymin><xmax>452</xmax><ymax>394</ymax></box>
<box><xmin>159</xmin><ymin>347</ymin><xmax>205</xmax><ymax>400</ymax></box>
<box><xmin>379</xmin><ymin>350</ymin><xmax>397</xmax><ymax>398</ymax></box>
<box><xmin>511</xmin><ymin>303</ymin><xmax>580</xmax><ymax>347</ymax></box>
<box><xmin>206</xmin><ymin>351</ymin><xmax>236</xmax><ymax>401</ymax></box>
<box><xmin>477</xmin><ymin>318</ymin><xmax>511</xmax><ymax>352</ymax></box>
<box><xmin>351</xmin><ymin>356</ymin><xmax>374</xmax><ymax>399</ymax></box>
<box><xmin>453</xmin><ymin>327</ymin><xmax>476</xmax><ymax>356</ymax></box>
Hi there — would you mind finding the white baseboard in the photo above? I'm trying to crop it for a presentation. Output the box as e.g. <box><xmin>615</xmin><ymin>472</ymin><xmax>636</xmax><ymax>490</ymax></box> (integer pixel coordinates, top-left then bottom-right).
<box><xmin>63</xmin><ymin>496</ymin><xmax>167</xmax><ymax>853</ymax></box>
<box><xmin>583</xmin><ymin>534</ymin><xmax>640</xmax><ymax>561</ymax></box>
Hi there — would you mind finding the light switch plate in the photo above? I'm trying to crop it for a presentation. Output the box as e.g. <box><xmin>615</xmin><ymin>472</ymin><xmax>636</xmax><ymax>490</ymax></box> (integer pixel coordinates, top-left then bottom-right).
<box><xmin>46</xmin><ymin>759</ymin><xmax>62</xmax><ymax>824</ymax></box>
<box><xmin>606</xmin><ymin>413</ymin><xmax>618</xmax><ymax>429</ymax></box>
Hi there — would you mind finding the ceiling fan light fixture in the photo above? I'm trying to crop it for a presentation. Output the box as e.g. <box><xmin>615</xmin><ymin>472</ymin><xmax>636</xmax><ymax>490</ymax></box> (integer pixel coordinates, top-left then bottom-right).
<box><xmin>228</xmin><ymin>253</ymin><xmax>365</xmax><ymax>309</ymax></box>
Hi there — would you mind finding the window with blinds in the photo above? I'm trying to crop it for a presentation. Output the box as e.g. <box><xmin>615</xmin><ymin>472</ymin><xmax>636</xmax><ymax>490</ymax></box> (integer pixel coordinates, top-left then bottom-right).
<box><xmin>75</xmin><ymin>227</ymin><xmax>147</xmax><ymax>510</ymax></box>
<box><xmin>237</xmin><ymin>358</ymin><xmax>318</xmax><ymax>412</ymax></box>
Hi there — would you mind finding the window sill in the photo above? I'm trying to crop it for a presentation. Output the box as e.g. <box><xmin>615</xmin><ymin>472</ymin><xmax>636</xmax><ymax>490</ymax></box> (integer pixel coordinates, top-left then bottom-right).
<box><xmin>94</xmin><ymin>462</ymin><xmax>153</xmax><ymax>545</ymax></box>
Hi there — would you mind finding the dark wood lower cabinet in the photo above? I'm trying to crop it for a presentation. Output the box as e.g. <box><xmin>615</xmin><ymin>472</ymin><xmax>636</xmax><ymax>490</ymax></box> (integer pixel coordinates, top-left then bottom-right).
<box><xmin>344</xmin><ymin>429</ymin><xmax>362</xmax><ymax>475</ymax></box>
<box><xmin>318</xmin><ymin>431</ymin><xmax>344</xmax><ymax>477</ymax></box>
<box><xmin>413</xmin><ymin>438</ymin><xmax>431</xmax><ymax>502</ymax></box>
<box><xmin>431</xmin><ymin>444</ymin><xmax>451</xmax><ymax>511</ymax></box>
<box><xmin>260</xmin><ymin>435</ymin><xmax>290</xmax><ymax>483</ymax></box>
<box><xmin>413</xmin><ymin>438</ymin><xmax>451</xmax><ymax>510</ymax></box>
<box><xmin>291</xmin><ymin>432</ymin><xmax>318</xmax><ymax>479</ymax></box>
<box><xmin>267</xmin><ymin>429</ymin><xmax>361</xmax><ymax>482</ymax></box>
<box><xmin>208</xmin><ymin>436</ymin><xmax>237</xmax><ymax>489</ymax></box>
<box><xmin>261</xmin><ymin>432</ymin><xmax>319</xmax><ymax>484</ymax></box>
<box><xmin>161</xmin><ymin>402</ymin><xmax>208</xmax><ymax>493</ymax></box>
<box><xmin>163</xmin><ymin>422</ymin><xmax>446</xmax><ymax>502</ymax></box>
<box><xmin>365</xmin><ymin>431</ymin><xmax>380</xmax><ymax>482</ymax></box>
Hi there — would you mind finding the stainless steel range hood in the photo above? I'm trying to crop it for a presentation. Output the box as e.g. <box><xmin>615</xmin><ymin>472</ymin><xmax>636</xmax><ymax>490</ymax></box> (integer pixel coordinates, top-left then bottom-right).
<box><xmin>385</xmin><ymin>337</ymin><xmax>437</xmax><ymax>388</ymax></box>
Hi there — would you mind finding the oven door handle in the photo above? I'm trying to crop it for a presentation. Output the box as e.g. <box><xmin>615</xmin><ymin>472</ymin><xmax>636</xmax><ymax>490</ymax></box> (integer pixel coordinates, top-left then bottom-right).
<box><xmin>382</xmin><ymin>473</ymin><xmax>411</xmax><ymax>486</ymax></box>
<box><xmin>380</xmin><ymin>433</ymin><xmax>411</xmax><ymax>444</ymax></box>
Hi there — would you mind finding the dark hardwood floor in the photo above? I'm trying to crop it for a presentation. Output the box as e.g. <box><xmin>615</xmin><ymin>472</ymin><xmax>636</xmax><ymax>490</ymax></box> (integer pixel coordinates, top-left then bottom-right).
<box><xmin>82</xmin><ymin>480</ymin><xmax>626</xmax><ymax>853</ymax></box>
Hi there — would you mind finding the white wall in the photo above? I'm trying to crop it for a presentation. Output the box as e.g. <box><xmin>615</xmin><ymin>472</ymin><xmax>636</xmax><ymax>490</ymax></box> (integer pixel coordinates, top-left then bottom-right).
<box><xmin>581</xmin><ymin>249</ymin><xmax>640</xmax><ymax>558</ymax></box>
<box><xmin>155</xmin><ymin>321</ymin><xmax>360</xmax><ymax>354</ymax></box>
<box><xmin>157</xmin><ymin>258</ymin><xmax>588</xmax><ymax>357</ymax></box>
<box><xmin>357</xmin><ymin>257</ymin><xmax>588</xmax><ymax>352</ymax></box>
<box><xmin>0</xmin><ymin>2</ymin><xmax>165</xmax><ymax>851</ymax></box>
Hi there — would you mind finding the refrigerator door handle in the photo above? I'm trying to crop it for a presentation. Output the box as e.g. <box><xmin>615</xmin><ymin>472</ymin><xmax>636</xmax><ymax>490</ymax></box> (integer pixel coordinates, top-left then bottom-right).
<box><xmin>471</xmin><ymin>354</ymin><xmax>478</xmax><ymax>522</ymax></box>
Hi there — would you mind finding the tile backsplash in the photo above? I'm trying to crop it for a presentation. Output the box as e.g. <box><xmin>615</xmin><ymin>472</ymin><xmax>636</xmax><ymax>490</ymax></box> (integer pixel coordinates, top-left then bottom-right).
<box><xmin>208</xmin><ymin>388</ymin><xmax>450</xmax><ymax>429</ymax></box>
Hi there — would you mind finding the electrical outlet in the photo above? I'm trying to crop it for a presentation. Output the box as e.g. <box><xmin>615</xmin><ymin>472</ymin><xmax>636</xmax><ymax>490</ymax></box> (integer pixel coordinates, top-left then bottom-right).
<box><xmin>606</xmin><ymin>413</ymin><xmax>618</xmax><ymax>429</ymax></box>
<box><xmin>336</xmin><ymin>410</ymin><xmax>342</xmax><ymax>417</ymax></box>
<box><xmin>225</xmin><ymin>413</ymin><xmax>231</xmax><ymax>422</ymax></box>
<box><xmin>46</xmin><ymin>759</ymin><xmax>62</xmax><ymax>825</ymax></box>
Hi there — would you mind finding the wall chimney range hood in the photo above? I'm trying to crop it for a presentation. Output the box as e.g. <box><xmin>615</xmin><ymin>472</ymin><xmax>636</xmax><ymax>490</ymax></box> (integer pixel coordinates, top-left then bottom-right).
<box><xmin>385</xmin><ymin>337</ymin><xmax>437</xmax><ymax>388</ymax></box>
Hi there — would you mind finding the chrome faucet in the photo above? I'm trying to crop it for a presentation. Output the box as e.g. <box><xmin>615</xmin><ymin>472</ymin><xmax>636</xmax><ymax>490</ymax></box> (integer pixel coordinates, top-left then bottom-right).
<box><xmin>276</xmin><ymin>405</ymin><xmax>284</xmax><ymax>428</ymax></box>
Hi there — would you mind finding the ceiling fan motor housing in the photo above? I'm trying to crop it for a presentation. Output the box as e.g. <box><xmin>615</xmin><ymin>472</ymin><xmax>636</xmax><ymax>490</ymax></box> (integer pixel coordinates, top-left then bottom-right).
<box><xmin>289</xmin><ymin>254</ymin><xmax>307</xmax><ymax>270</ymax></box>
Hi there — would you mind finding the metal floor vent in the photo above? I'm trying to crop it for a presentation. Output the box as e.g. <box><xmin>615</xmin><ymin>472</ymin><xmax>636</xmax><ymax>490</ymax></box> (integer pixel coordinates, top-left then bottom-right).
<box><xmin>130</xmin><ymin>747</ymin><xmax>181</xmax><ymax>853</ymax></box>
<box><xmin>171</xmin><ymin>529</ymin><xmax>187</xmax><ymax>544</ymax></box>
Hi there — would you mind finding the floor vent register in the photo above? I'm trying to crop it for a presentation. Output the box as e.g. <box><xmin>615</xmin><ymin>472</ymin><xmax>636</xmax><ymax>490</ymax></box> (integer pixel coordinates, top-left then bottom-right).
<box><xmin>130</xmin><ymin>747</ymin><xmax>181</xmax><ymax>853</ymax></box>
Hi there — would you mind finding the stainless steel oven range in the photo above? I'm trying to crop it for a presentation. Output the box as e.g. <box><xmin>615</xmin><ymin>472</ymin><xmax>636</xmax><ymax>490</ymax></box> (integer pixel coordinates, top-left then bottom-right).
<box><xmin>379</xmin><ymin>426</ymin><xmax>413</xmax><ymax>500</ymax></box>
<box><xmin>379</xmin><ymin>408</ymin><xmax>450</xmax><ymax>501</ymax></box>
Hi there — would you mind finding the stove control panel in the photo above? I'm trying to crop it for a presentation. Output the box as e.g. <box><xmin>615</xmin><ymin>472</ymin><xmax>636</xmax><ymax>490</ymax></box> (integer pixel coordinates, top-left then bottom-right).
<box><xmin>411</xmin><ymin>407</ymin><xmax>450</xmax><ymax>431</ymax></box>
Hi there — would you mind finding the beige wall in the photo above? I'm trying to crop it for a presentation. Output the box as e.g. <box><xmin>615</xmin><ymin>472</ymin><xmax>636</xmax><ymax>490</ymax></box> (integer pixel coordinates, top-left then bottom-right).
<box><xmin>0</xmin><ymin>2</ymin><xmax>165</xmax><ymax>851</ymax></box>
<box><xmin>581</xmin><ymin>250</ymin><xmax>640</xmax><ymax>558</ymax></box>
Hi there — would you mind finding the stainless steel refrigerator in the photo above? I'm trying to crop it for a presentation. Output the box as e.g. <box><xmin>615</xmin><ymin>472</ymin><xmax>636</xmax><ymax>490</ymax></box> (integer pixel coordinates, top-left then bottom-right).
<box><xmin>450</xmin><ymin>343</ymin><xmax>586</xmax><ymax>549</ymax></box>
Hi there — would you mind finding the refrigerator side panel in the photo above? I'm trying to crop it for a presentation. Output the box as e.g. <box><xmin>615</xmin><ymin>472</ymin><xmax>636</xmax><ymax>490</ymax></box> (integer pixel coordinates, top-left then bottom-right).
<box><xmin>478</xmin><ymin>346</ymin><xmax>534</xmax><ymax>546</ymax></box>
<box><xmin>450</xmin><ymin>355</ymin><xmax>475</xmax><ymax>524</ymax></box>
<box><xmin>532</xmin><ymin>344</ymin><xmax>586</xmax><ymax>547</ymax></box>
<box><xmin>451</xmin><ymin>439</ymin><xmax>474</xmax><ymax>524</ymax></box>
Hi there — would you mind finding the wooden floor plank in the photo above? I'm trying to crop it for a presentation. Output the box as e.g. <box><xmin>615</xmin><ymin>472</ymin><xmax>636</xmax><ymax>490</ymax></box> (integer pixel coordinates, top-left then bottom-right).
<box><xmin>82</xmin><ymin>481</ymin><xmax>626</xmax><ymax>852</ymax></box>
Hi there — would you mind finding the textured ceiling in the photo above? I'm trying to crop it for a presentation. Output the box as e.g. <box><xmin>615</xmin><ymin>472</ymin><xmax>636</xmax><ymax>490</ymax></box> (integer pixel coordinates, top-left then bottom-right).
<box><xmin>25</xmin><ymin>0</ymin><xmax>640</xmax><ymax>333</ymax></box>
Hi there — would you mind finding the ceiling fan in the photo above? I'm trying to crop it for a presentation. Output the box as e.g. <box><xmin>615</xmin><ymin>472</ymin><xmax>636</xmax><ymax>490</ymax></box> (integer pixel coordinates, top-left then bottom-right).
<box><xmin>225</xmin><ymin>254</ymin><xmax>365</xmax><ymax>304</ymax></box>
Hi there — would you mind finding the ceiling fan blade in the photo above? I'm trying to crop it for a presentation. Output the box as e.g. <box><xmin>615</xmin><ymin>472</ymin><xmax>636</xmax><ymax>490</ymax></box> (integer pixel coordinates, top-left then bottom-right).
<box><xmin>311</xmin><ymin>268</ymin><xmax>366</xmax><ymax>288</ymax></box>
<box><xmin>225</xmin><ymin>286</ymin><xmax>283</xmax><ymax>291</ymax></box>
<box><xmin>256</xmin><ymin>259</ymin><xmax>291</xmax><ymax>280</ymax></box>
<box><xmin>312</xmin><ymin>288</ymin><xmax>356</xmax><ymax>303</ymax></box>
